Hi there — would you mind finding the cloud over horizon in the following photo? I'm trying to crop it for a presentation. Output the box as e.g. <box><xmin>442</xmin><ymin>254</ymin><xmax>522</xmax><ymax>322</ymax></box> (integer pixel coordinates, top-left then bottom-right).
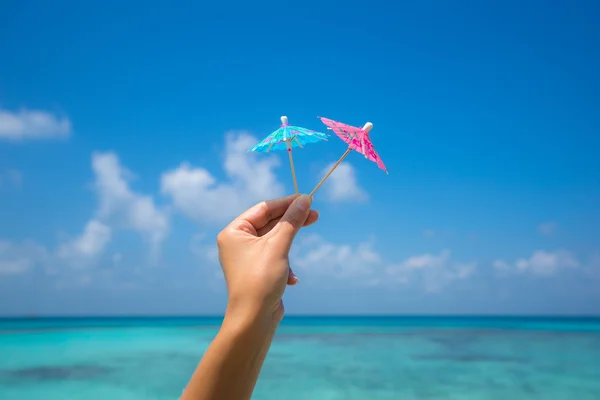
<box><xmin>0</xmin><ymin>127</ymin><xmax>597</xmax><ymax>314</ymax></box>
<box><xmin>57</xmin><ymin>220</ymin><xmax>112</xmax><ymax>267</ymax></box>
<box><xmin>92</xmin><ymin>152</ymin><xmax>169</xmax><ymax>248</ymax></box>
<box><xmin>293</xmin><ymin>236</ymin><xmax>475</xmax><ymax>292</ymax></box>
<box><xmin>161</xmin><ymin>133</ymin><xmax>285</xmax><ymax>223</ymax></box>
<box><xmin>494</xmin><ymin>250</ymin><xmax>579</xmax><ymax>277</ymax></box>
<box><xmin>0</xmin><ymin>108</ymin><xmax>71</xmax><ymax>141</ymax></box>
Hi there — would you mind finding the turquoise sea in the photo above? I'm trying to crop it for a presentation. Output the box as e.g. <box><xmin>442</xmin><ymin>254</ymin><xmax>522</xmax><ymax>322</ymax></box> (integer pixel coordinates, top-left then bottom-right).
<box><xmin>1</xmin><ymin>316</ymin><xmax>599</xmax><ymax>399</ymax></box>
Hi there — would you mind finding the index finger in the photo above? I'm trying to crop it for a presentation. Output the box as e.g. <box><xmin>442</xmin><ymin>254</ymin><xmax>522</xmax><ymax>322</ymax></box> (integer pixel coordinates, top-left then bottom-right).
<box><xmin>231</xmin><ymin>195</ymin><xmax>299</xmax><ymax>231</ymax></box>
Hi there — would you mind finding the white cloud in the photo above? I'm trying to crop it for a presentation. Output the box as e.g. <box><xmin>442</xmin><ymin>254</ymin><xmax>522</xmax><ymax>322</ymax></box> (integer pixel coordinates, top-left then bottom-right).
<box><xmin>385</xmin><ymin>250</ymin><xmax>476</xmax><ymax>292</ymax></box>
<box><xmin>57</xmin><ymin>220</ymin><xmax>112</xmax><ymax>266</ymax></box>
<box><xmin>1</xmin><ymin>152</ymin><xmax>169</xmax><ymax>278</ymax></box>
<box><xmin>0</xmin><ymin>240</ymin><xmax>49</xmax><ymax>276</ymax></box>
<box><xmin>161</xmin><ymin>133</ymin><xmax>285</xmax><ymax>223</ymax></box>
<box><xmin>538</xmin><ymin>221</ymin><xmax>557</xmax><ymax>236</ymax></box>
<box><xmin>492</xmin><ymin>260</ymin><xmax>510</xmax><ymax>271</ymax></box>
<box><xmin>0</xmin><ymin>169</ymin><xmax>23</xmax><ymax>187</ymax></box>
<box><xmin>516</xmin><ymin>250</ymin><xmax>578</xmax><ymax>276</ymax></box>
<box><xmin>0</xmin><ymin>109</ymin><xmax>71</xmax><ymax>141</ymax></box>
<box><xmin>0</xmin><ymin>259</ymin><xmax>31</xmax><ymax>276</ymax></box>
<box><xmin>292</xmin><ymin>236</ymin><xmax>473</xmax><ymax>292</ymax></box>
<box><xmin>293</xmin><ymin>234</ymin><xmax>381</xmax><ymax>278</ymax></box>
<box><xmin>92</xmin><ymin>152</ymin><xmax>169</xmax><ymax>247</ymax></box>
<box><xmin>494</xmin><ymin>250</ymin><xmax>579</xmax><ymax>277</ymax></box>
<box><xmin>320</xmin><ymin>162</ymin><xmax>367</xmax><ymax>202</ymax></box>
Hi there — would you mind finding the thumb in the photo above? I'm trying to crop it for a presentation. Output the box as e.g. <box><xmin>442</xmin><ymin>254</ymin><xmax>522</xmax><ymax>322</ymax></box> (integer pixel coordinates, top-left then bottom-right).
<box><xmin>269</xmin><ymin>194</ymin><xmax>312</xmax><ymax>252</ymax></box>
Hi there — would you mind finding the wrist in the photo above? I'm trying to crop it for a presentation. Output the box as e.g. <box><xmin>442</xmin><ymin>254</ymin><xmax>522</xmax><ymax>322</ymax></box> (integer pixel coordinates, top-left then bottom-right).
<box><xmin>222</xmin><ymin>301</ymin><xmax>279</xmax><ymax>337</ymax></box>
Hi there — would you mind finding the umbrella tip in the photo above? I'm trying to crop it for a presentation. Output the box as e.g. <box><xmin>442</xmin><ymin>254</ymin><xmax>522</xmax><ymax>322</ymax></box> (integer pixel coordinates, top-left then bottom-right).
<box><xmin>362</xmin><ymin>122</ymin><xmax>373</xmax><ymax>132</ymax></box>
<box><xmin>280</xmin><ymin>116</ymin><xmax>288</xmax><ymax>125</ymax></box>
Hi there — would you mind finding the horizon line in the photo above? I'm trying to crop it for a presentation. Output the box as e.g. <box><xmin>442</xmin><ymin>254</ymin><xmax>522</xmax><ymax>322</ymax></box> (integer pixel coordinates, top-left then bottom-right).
<box><xmin>1</xmin><ymin>313</ymin><xmax>600</xmax><ymax>319</ymax></box>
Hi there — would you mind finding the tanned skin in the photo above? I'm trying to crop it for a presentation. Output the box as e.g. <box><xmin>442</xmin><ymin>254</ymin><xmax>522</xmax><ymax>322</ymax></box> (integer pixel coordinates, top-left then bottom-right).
<box><xmin>181</xmin><ymin>195</ymin><xmax>318</xmax><ymax>400</ymax></box>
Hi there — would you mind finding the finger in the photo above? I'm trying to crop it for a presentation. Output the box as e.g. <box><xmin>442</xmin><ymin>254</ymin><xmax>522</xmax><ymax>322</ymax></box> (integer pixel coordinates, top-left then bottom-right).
<box><xmin>232</xmin><ymin>195</ymin><xmax>298</xmax><ymax>232</ymax></box>
<box><xmin>269</xmin><ymin>195</ymin><xmax>312</xmax><ymax>252</ymax></box>
<box><xmin>259</xmin><ymin>210</ymin><xmax>319</xmax><ymax>236</ymax></box>
<box><xmin>287</xmin><ymin>268</ymin><xmax>299</xmax><ymax>286</ymax></box>
<box><xmin>303</xmin><ymin>209</ymin><xmax>319</xmax><ymax>227</ymax></box>
<box><xmin>257</xmin><ymin>210</ymin><xmax>319</xmax><ymax>237</ymax></box>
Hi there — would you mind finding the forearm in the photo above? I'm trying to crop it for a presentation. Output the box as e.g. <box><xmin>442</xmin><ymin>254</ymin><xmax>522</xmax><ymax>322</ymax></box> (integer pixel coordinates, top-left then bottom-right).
<box><xmin>181</xmin><ymin>309</ymin><xmax>278</xmax><ymax>400</ymax></box>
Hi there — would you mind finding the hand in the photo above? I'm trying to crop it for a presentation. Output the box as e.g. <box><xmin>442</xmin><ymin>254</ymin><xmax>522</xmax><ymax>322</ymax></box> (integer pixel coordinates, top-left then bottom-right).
<box><xmin>217</xmin><ymin>194</ymin><xmax>318</xmax><ymax>324</ymax></box>
<box><xmin>182</xmin><ymin>195</ymin><xmax>317</xmax><ymax>400</ymax></box>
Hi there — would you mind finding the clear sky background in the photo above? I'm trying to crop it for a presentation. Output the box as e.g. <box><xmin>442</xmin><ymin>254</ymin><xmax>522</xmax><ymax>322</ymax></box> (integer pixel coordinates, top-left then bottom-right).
<box><xmin>1</xmin><ymin>0</ymin><xmax>599</xmax><ymax>316</ymax></box>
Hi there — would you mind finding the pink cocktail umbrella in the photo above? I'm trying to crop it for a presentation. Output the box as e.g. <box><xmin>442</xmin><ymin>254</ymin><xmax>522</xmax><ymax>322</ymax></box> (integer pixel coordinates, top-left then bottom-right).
<box><xmin>310</xmin><ymin>117</ymin><xmax>388</xmax><ymax>197</ymax></box>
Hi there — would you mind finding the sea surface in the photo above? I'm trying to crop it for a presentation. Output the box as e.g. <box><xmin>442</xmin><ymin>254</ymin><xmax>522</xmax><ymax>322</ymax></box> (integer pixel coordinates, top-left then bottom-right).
<box><xmin>1</xmin><ymin>316</ymin><xmax>599</xmax><ymax>399</ymax></box>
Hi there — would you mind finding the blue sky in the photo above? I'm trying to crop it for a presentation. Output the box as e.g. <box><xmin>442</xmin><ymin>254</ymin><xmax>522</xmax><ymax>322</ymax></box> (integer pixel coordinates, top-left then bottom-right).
<box><xmin>1</xmin><ymin>0</ymin><xmax>599</xmax><ymax>315</ymax></box>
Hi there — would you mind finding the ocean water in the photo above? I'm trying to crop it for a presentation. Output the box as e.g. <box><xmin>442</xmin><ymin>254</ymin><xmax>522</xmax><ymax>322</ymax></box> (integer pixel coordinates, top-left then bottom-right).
<box><xmin>1</xmin><ymin>316</ymin><xmax>599</xmax><ymax>399</ymax></box>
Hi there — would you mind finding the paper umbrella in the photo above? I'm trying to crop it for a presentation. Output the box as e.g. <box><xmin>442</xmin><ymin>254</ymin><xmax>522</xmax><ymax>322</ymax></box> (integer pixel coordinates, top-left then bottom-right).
<box><xmin>249</xmin><ymin>116</ymin><xmax>328</xmax><ymax>194</ymax></box>
<box><xmin>310</xmin><ymin>117</ymin><xmax>387</xmax><ymax>197</ymax></box>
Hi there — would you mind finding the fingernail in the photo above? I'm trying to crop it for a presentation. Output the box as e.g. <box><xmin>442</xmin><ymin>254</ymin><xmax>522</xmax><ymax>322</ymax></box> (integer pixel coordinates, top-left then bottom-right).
<box><xmin>290</xmin><ymin>269</ymin><xmax>300</xmax><ymax>282</ymax></box>
<box><xmin>296</xmin><ymin>195</ymin><xmax>312</xmax><ymax>212</ymax></box>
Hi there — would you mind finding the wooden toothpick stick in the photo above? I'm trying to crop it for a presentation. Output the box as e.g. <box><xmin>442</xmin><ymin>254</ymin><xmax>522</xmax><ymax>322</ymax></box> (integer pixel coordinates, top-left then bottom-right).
<box><xmin>286</xmin><ymin>140</ymin><xmax>299</xmax><ymax>195</ymax></box>
<box><xmin>309</xmin><ymin>147</ymin><xmax>352</xmax><ymax>197</ymax></box>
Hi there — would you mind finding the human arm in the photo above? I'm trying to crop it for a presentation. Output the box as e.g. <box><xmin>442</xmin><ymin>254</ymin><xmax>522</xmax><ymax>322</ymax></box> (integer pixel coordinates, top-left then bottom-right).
<box><xmin>181</xmin><ymin>195</ymin><xmax>317</xmax><ymax>400</ymax></box>
<box><xmin>181</xmin><ymin>309</ymin><xmax>277</xmax><ymax>400</ymax></box>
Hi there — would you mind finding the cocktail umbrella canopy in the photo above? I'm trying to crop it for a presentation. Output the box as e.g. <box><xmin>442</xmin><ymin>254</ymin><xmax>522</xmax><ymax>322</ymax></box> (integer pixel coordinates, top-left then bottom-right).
<box><xmin>249</xmin><ymin>116</ymin><xmax>328</xmax><ymax>194</ymax></box>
